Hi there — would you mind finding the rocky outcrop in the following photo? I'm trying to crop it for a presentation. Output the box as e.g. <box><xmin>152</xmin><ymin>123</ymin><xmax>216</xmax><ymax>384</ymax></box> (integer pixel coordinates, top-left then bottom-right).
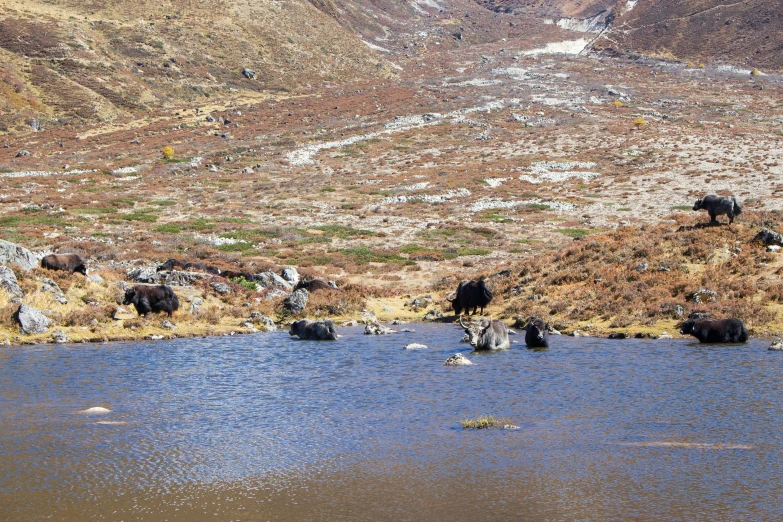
<box><xmin>364</xmin><ymin>321</ymin><xmax>396</xmax><ymax>335</ymax></box>
<box><xmin>281</xmin><ymin>266</ymin><xmax>300</xmax><ymax>286</ymax></box>
<box><xmin>51</xmin><ymin>331</ymin><xmax>68</xmax><ymax>344</ymax></box>
<box><xmin>14</xmin><ymin>304</ymin><xmax>52</xmax><ymax>334</ymax></box>
<box><xmin>210</xmin><ymin>282</ymin><xmax>231</xmax><ymax>295</ymax></box>
<box><xmin>444</xmin><ymin>353</ymin><xmax>473</xmax><ymax>366</ymax></box>
<box><xmin>284</xmin><ymin>288</ymin><xmax>309</xmax><ymax>313</ymax></box>
<box><xmin>250</xmin><ymin>312</ymin><xmax>276</xmax><ymax>331</ymax></box>
<box><xmin>253</xmin><ymin>271</ymin><xmax>293</xmax><ymax>291</ymax></box>
<box><xmin>755</xmin><ymin>228</ymin><xmax>783</xmax><ymax>246</ymax></box>
<box><xmin>0</xmin><ymin>266</ymin><xmax>23</xmax><ymax>297</ymax></box>
<box><xmin>0</xmin><ymin>240</ymin><xmax>38</xmax><ymax>271</ymax></box>
<box><xmin>769</xmin><ymin>339</ymin><xmax>783</xmax><ymax>351</ymax></box>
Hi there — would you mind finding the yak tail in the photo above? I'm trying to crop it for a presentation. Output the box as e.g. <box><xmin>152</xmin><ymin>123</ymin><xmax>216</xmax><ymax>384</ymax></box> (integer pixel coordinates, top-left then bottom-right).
<box><xmin>732</xmin><ymin>197</ymin><xmax>743</xmax><ymax>215</ymax></box>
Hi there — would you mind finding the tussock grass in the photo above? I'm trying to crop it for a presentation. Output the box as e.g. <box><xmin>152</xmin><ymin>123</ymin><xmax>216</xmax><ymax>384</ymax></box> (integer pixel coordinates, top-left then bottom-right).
<box><xmin>461</xmin><ymin>415</ymin><xmax>508</xmax><ymax>429</ymax></box>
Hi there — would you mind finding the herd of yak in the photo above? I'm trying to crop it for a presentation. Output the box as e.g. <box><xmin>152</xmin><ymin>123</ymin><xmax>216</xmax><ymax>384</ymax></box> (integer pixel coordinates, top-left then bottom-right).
<box><xmin>36</xmin><ymin>194</ymin><xmax>750</xmax><ymax>346</ymax></box>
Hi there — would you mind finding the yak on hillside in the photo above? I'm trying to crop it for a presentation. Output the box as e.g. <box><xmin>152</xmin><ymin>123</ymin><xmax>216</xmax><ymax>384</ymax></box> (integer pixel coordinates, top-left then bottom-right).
<box><xmin>449</xmin><ymin>279</ymin><xmax>493</xmax><ymax>316</ymax></box>
<box><xmin>692</xmin><ymin>194</ymin><xmax>742</xmax><ymax>224</ymax></box>
<box><xmin>41</xmin><ymin>254</ymin><xmax>87</xmax><ymax>275</ymax></box>
<box><xmin>123</xmin><ymin>284</ymin><xmax>180</xmax><ymax>318</ymax></box>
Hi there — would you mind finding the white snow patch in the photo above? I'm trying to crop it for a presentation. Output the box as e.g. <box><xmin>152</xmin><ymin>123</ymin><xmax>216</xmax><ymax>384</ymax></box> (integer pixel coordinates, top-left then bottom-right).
<box><xmin>625</xmin><ymin>0</ymin><xmax>638</xmax><ymax>12</ymax></box>
<box><xmin>361</xmin><ymin>40</ymin><xmax>391</xmax><ymax>54</ymax></box>
<box><xmin>521</xmin><ymin>39</ymin><xmax>589</xmax><ymax>56</ymax></box>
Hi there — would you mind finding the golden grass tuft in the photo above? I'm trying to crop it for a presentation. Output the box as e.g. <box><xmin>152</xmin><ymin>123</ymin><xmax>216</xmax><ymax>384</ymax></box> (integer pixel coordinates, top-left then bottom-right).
<box><xmin>461</xmin><ymin>415</ymin><xmax>508</xmax><ymax>429</ymax></box>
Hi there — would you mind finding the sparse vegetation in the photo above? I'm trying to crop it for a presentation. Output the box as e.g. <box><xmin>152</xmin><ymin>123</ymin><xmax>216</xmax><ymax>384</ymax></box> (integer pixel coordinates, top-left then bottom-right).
<box><xmin>461</xmin><ymin>415</ymin><xmax>508</xmax><ymax>429</ymax></box>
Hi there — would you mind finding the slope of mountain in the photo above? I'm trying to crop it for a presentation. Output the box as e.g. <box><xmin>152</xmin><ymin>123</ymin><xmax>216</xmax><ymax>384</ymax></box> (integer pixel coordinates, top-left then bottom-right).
<box><xmin>0</xmin><ymin>0</ymin><xmax>394</xmax><ymax>134</ymax></box>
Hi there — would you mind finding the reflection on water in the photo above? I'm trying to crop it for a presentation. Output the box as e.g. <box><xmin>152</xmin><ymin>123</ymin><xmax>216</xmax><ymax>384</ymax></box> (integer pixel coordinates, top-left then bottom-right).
<box><xmin>1</xmin><ymin>324</ymin><xmax>783</xmax><ymax>520</ymax></box>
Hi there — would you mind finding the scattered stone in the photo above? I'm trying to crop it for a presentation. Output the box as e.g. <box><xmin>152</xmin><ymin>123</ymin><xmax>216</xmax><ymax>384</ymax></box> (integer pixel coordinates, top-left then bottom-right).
<box><xmin>281</xmin><ymin>266</ymin><xmax>299</xmax><ymax>285</ymax></box>
<box><xmin>205</xmin><ymin>115</ymin><xmax>216</xmax><ymax>122</ymax></box>
<box><xmin>382</xmin><ymin>306</ymin><xmax>394</xmax><ymax>312</ymax></box>
<box><xmin>422</xmin><ymin>310</ymin><xmax>444</xmax><ymax>322</ymax></box>
<box><xmin>242</xmin><ymin>167</ymin><xmax>254</xmax><ymax>174</ymax></box>
<box><xmin>86</xmin><ymin>274</ymin><xmax>104</xmax><ymax>284</ymax></box>
<box><xmin>149</xmin><ymin>334</ymin><xmax>165</xmax><ymax>340</ymax></box>
<box><xmin>113</xmin><ymin>307</ymin><xmax>130</xmax><ymax>319</ymax></box>
<box><xmin>242</xmin><ymin>322</ymin><xmax>259</xmax><ymax>332</ymax></box>
<box><xmin>242</xmin><ymin>68</ymin><xmax>257</xmax><ymax>79</ymax></box>
<box><xmin>252</xmin><ymin>271</ymin><xmax>293</xmax><ymax>290</ymax></box>
<box><xmin>0</xmin><ymin>266</ymin><xmax>23</xmax><ymax>297</ymax></box>
<box><xmin>502</xmin><ymin>424</ymin><xmax>520</xmax><ymax>430</ymax></box>
<box><xmin>391</xmin><ymin>319</ymin><xmax>408</xmax><ymax>325</ymax></box>
<box><xmin>77</xmin><ymin>406</ymin><xmax>111</xmax><ymax>414</ymax></box>
<box><xmin>14</xmin><ymin>304</ymin><xmax>52</xmax><ymax>334</ymax></box>
<box><xmin>250</xmin><ymin>312</ymin><xmax>276</xmax><ymax>331</ymax></box>
<box><xmin>754</xmin><ymin>228</ymin><xmax>783</xmax><ymax>246</ymax></box>
<box><xmin>405</xmin><ymin>343</ymin><xmax>427</xmax><ymax>350</ymax></box>
<box><xmin>0</xmin><ymin>240</ymin><xmax>38</xmax><ymax>271</ymax></box>
<box><xmin>16</xmin><ymin>150</ymin><xmax>30</xmax><ymax>157</ymax></box>
<box><xmin>608</xmin><ymin>332</ymin><xmax>628</xmax><ymax>339</ymax></box>
<box><xmin>51</xmin><ymin>331</ymin><xmax>68</xmax><ymax>344</ymax></box>
<box><xmin>768</xmin><ymin>245</ymin><xmax>781</xmax><ymax>253</ymax></box>
<box><xmin>364</xmin><ymin>321</ymin><xmax>396</xmax><ymax>335</ymax></box>
<box><xmin>690</xmin><ymin>289</ymin><xmax>718</xmax><ymax>304</ymax></box>
<box><xmin>769</xmin><ymin>339</ymin><xmax>783</xmax><ymax>351</ymax></box>
<box><xmin>81</xmin><ymin>296</ymin><xmax>100</xmax><ymax>306</ymax></box>
<box><xmin>341</xmin><ymin>320</ymin><xmax>359</xmax><ymax>327</ymax></box>
<box><xmin>571</xmin><ymin>330</ymin><xmax>590</xmax><ymax>337</ymax></box>
<box><xmin>210</xmin><ymin>282</ymin><xmax>232</xmax><ymax>295</ymax></box>
<box><xmin>444</xmin><ymin>353</ymin><xmax>473</xmax><ymax>366</ymax></box>
<box><xmin>634</xmin><ymin>262</ymin><xmax>649</xmax><ymax>272</ymax></box>
<box><xmin>161</xmin><ymin>320</ymin><xmax>176</xmax><ymax>330</ymax></box>
<box><xmin>189</xmin><ymin>297</ymin><xmax>203</xmax><ymax>314</ymax></box>
<box><xmin>127</xmin><ymin>268</ymin><xmax>160</xmax><ymax>284</ymax></box>
<box><xmin>284</xmin><ymin>288</ymin><xmax>309</xmax><ymax>313</ymax></box>
<box><xmin>657</xmin><ymin>332</ymin><xmax>673</xmax><ymax>339</ymax></box>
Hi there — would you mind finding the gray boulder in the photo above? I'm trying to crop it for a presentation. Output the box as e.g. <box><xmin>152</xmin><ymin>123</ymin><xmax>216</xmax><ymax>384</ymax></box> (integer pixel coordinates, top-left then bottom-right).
<box><xmin>281</xmin><ymin>266</ymin><xmax>300</xmax><ymax>286</ymax></box>
<box><xmin>364</xmin><ymin>321</ymin><xmax>396</xmax><ymax>335</ymax></box>
<box><xmin>250</xmin><ymin>311</ymin><xmax>276</xmax><ymax>331</ymax></box>
<box><xmin>444</xmin><ymin>353</ymin><xmax>473</xmax><ymax>366</ymax></box>
<box><xmin>755</xmin><ymin>228</ymin><xmax>783</xmax><ymax>246</ymax></box>
<box><xmin>127</xmin><ymin>268</ymin><xmax>161</xmax><ymax>284</ymax></box>
<box><xmin>86</xmin><ymin>274</ymin><xmax>104</xmax><ymax>284</ymax></box>
<box><xmin>14</xmin><ymin>304</ymin><xmax>52</xmax><ymax>334</ymax></box>
<box><xmin>242</xmin><ymin>68</ymin><xmax>257</xmax><ymax>79</ymax></box>
<box><xmin>210</xmin><ymin>282</ymin><xmax>232</xmax><ymax>295</ymax></box>
<box><xmin>0</xmin><ymin>240</ymin><xmax>38</xmax><ymax>271</ymax></box>
<box><xmin>51</xmin><ymin>331</ymin><xmax>68</xmax><ymax>344</ymax></box>
<box><xmin>189</xmin><ymin>297</ymin><xmax>204</xmax><ymax>314</ymax></box>
<box><xmin>284</xmin><ymin>288</ymin><xmax>309</xmax><ymax>313</ymax></box>
<box><xmin>0</xmin><ymin>266</ymin><xmax>23</xmax><ymax>297</ymax></box>
<box><xmin>252</xmin><ymin>271</ymin><xmax>293</xmax><ymax>290</ymax></box>
<box><xmin>423</xmin><ymin>309</ymin><xmax>445</xmax><ymax>322</ymax></box>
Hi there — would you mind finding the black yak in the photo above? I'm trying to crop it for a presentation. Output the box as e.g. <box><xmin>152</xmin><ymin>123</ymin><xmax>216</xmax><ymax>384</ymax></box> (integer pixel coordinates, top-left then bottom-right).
<box><xmin>295</xmin><ymin>279</ymin><xmax>338</xmax><ymax>292</ymax></box>
<box><xmin>289</xmin><ymin>319</ymin><xmax>337</xmax><ymax>340</ymax></box>
<box><xmin>449</xmin><ymin>279</ymin><xmax>493</xmax><ymax>316</ymax></box>
<box><xmin>680</xmin><ymin>318</ymin><xmax>748</xmax><ymax>343</ymax></box>
<box><xmin>221</xmin><ymin>270</ymin><xmax>255</xmax><ymax>281</ymax></box>
<box><xmin>459</xmin><ymin>316</ymin><xmax>509</xmax><ymax>351</ymax></box>
<box><xmin>524</xmin><ymin>317</ymin><xmax>549</xmax><ymax>348</ymax></box>
<box><xmin>123</xmin><ymin>284</ymin><xmax>180</xmax><ymax>318</ymax></box>
<box><xmin>40</xmin><ymin>253</ymin><xmax>87</xmax><ymax>275</ymax></box>
<box><xmin>692</xmin><ymin>194</ymin><xmax>742</xmax><ymax>224</ymax></box>
<box><xmin>156</xmin><ymin>258</ymin><xmax>184</xmax><ymax>272</ymax></box>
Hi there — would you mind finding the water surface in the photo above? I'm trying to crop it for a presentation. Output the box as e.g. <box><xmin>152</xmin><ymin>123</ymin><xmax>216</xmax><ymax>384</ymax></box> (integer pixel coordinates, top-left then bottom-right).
<box><xmin>1</xmin><ymin>324</ymin><xmax>782</xmax><ymax>520</ymax></box>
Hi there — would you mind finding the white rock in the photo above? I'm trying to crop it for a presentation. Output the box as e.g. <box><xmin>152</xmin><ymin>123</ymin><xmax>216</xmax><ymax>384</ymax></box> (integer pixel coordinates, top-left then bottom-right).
<box><xmin>769</xmin><ymin>339</ymin><xmax>783</xmax><ymax>351</ymax></box>
<box><xmin>405</xmin><ymin>343</ymin><xmax>428</xmax><ymax>350</ymax></box>
<box><xmin>444</xmin><ymin>353</ymin><xmax>473</xmax><ymax>366</ymax></box>
<box><xmin>78</xmin><ymin>406</ymin><xmax>111</xmax><ymax>414</ymax></box>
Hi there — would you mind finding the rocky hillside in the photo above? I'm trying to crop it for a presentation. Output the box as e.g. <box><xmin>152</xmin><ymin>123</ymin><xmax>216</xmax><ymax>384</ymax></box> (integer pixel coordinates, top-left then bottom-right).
<box><xmin>0</xmin><ymin>0</ymin><xmax>394</xmax><ymax>134</ymax></box>
<box><xmin>596</xmin><ymin>0</ymin><xmax>783</xmax><ymax>71</ymax></box>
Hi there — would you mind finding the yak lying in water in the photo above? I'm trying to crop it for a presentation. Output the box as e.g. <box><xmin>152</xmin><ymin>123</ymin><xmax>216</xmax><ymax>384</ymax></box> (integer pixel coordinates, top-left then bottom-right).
<box><xmin>289</xmin><ymin>319</ymin><xmax>337</xmax><ymax>340</ymax></box>
<box><xmin>524</xmin><ymin>317</ymin><xmax>549</xmax><ymax>348</ymax></box>
<box><xmin>459</xmin><ymin>316</ymin><xmax>509</xmax><ymax>351</ymax></box>
<box><xmin>680</xmin><ymin>317</ymin><xmax>748</xmax><ymax>343</ymax></box>
<box><xmin>40</xmin><ymin>253</ymin><xmax>87</xmax><ymax>275</ymax></box>
<box><xmin>692</xmin><ymin>194</ymin><xmax>742</xmax><ymax>224</ymax></box>
<box><xmin>123</xmin><ymin>284</ymin><xmax>180</xmax><ymax>318</ymax></box>
<box><xmin>449</xmin><ymin>279</ymin><xmax>493</xmax><ymax>316</ymax></box>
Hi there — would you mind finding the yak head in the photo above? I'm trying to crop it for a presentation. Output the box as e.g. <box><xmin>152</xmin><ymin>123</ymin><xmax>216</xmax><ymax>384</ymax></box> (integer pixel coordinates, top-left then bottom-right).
<box><xmin>692</xmin><ymin>198</ymin><xmax>704</xmax><ymax>211</ymax></box>
<box><xmin>459</xmin><ymin>315</ymin><xmax>494</xmax><ymax>348</ymax></box>
<box><xmin>122</xmin><ymin>288</ymin><xmax>137</xmax><ymax>306</ymax></box>
<box><xmin>680</xmin><ymin>319</ymin><xmax>696</xmax><ymax>335</ymax></box>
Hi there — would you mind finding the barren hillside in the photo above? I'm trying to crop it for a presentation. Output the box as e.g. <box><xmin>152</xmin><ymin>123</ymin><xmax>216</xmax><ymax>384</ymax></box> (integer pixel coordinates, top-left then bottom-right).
<box><xmin>0</xmin><ymin>0</ymin><xmax>394</xmax><ymax>134</ymax></box>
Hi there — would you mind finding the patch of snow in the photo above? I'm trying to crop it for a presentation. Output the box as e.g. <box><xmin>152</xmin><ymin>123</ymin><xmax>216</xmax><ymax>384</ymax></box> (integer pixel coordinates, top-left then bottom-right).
<box><xmin>626</xmin><ymin>0</ymin><xmax>638</xmax><ymax>12</ymax></box>
<box><xmin>521</xmin><ymin>39</ymin><xmax>589</xmax><ymax>56</ymax></box>
<box><xmin>361</xmin><ymin>40</ymin><xmax>391</xmax><ymax>54</ymax></box>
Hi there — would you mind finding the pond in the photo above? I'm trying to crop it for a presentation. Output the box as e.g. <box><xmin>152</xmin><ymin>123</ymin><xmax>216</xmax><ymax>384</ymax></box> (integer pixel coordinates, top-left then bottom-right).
<box><xmin>1</xmin><ymin>324</ymin><xmax>782</xmax><ymax>520</ymax></box>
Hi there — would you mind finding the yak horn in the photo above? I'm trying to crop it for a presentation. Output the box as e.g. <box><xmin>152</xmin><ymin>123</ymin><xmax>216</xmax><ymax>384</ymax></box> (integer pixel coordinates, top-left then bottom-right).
<box><xmin>459</xmin><ymin>315</ymin><xmax>469</xmax><ymax>328</ymax></box>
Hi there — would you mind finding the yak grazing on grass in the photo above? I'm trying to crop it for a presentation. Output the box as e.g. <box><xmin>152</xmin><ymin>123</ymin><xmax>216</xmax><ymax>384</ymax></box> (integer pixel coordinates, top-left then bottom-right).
<box><xmin>123</xmin><ymin>284</ymin><xmax>180</xmax><ymax>318</ymax></box>
<box><xmin>680</xmin><ymin>317</ymin><xmax>748</xmax><ymax>343</ymax></box>
<box><xmin>289</xmin><ymin>319</ymin><xmax>337</xmax><ymax>340</ymax></box>
<box><xmin>449</xmin><ymin>279</ymin><xmax>493</xmax><ymax>316</ymax></box>
<box><xmin>295</xmin><ymin>279</ymin><xmax>338</xmax><ymax>292</ymax></box>
<box><xmin>156</xmin><ymin>258</ymin><xmax>220</xmax><ymax>275</ymax></box>
<box><xmin>692</xmin><ymin>194</ymin><xmax>742</xmax><ymax>224</ymax></box>
<box><xmin>525</xmin><ymin>317</ymin><xmax>549</xmax><ymax>349</ymax></box>
<box><xmin>40</xmin><ymin>254</ymin><xmax>87</xmax><ymax>275</ymax></box>
<box><xmin>459</xmin><ymin>316</ymin><xmax>509</xmax><ymax>351</ymax></box>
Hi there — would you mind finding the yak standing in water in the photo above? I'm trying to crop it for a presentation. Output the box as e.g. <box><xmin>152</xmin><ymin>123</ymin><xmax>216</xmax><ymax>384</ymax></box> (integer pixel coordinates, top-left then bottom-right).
<box><xmin>123</xmin><ymin>285</ymin><xmax>180</xmax><ymax>318</ymax></box>
<box><xmin>289</xmin><ymin>319</ymin><xmax>337</xmax><ymax>340</ymax></box>
<box><xmin>680</xmin><ymin>317</ymin><xmax>748</xmax><ymax>343</ymax></box>
<box><xmin>459</xmin><ymin>316</ymin><xmax>509</xmax><ymax>351</ymax></box>
<box><xmin>41</xmin><ymin>253</ymin><xmax>87</xmax><ymax>275</ymax></box>
<box><xmin>449</xmin><ymin>279</ymin><xmax>493</xmax><ymax>316</ymax></box>
<box><xmin>524</xmin><ymin>317</ymin><xmax>549</xmax><ymax>349</ymax></box>
<box><xmin>692</xmin><ymin>194</ymin><xmax>742</xmax><ymax>224</ymax></box>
